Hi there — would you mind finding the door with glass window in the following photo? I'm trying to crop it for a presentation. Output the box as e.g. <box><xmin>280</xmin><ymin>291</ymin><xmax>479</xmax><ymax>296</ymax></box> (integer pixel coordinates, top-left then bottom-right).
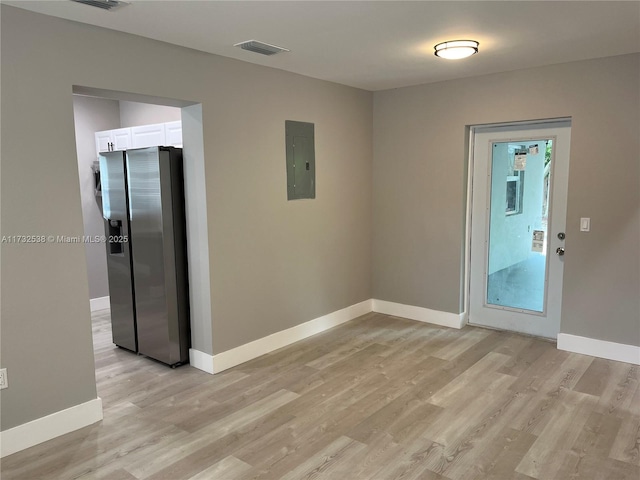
<box><xmin>468</xmin><ymin>121</ymin><xmax>571</xmax><ymax>339</ymax></box>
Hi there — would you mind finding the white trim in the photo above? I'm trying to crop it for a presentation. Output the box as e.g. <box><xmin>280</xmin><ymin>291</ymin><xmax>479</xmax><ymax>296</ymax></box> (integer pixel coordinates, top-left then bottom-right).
<box><xmin>89</xmin><ymin>296</ymin><xmax>110</xmax><ymax>312</ymax></box>
<box><xmin>557</xmin><ymin>333</ymin><xmax>640</xmax><ymax>365</ymax></box>
<box><xmin>211</xmin><ymin>300</ymin><xmax>373</xmax><ymax>374</ymax></box>
<box><xmin>462</xmin><ymin>126</ymin><xmax>475</xmax><ymax>327</ymax></box>
<box><xmin>182</xmin><ymin>104</ymin><xmax>214</xmax><ymax>359</ymax></box>
<box><xmin>372</xmin><ymin>299</ymin><xmax>465</xmax><ymax>329</ymax></box>
<box><xmin>0</xmin><ymin>398</ymin><xmax>103</xmax><ymax>458</ymax></box>
<box><xmin>466</xmin><ymin>120</ymin><xmax>572</xmax><ymax>339</ymax></box>
<box><xmin>189</xmin><ymin>348</ymin><xmax>214</xmax><ymax>375</ymax></box>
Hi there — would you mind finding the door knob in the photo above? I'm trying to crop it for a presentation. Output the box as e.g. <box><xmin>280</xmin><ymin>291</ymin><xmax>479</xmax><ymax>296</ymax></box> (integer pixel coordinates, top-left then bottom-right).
<box><xmin>556</xmin><ymin>247</ymin><xmax>565</xmax><ymax>256</ymax></box>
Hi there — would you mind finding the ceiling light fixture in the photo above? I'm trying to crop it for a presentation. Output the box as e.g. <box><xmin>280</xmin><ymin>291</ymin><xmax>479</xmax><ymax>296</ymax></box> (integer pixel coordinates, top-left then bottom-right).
<box><xmin>434</xmin><ymin>40</ymin><xmax>479</xmax><ymax>60</ymax></box>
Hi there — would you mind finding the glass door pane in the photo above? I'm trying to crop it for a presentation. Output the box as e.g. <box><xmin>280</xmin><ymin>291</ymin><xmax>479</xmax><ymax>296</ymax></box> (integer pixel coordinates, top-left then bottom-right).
<box><xmin>486</xmin><ymin>139</ymin><xmax>553</xmax><ymax>313</ymax></box>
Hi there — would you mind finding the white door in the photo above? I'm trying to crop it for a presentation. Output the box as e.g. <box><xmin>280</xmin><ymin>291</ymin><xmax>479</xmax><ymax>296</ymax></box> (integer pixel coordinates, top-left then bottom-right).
<box><xmin>468</xmin><ymin>121</ymin><xmax>571</xmax><ymax>339</ymax></box>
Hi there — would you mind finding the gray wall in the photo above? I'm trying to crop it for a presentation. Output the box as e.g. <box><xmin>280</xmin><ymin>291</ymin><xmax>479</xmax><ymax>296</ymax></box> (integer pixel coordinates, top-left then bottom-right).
<box><xmin>373</xmin><ymin>53</ymin><xmax>640</xmax><ymax>347</ymax></box>
<box><xmin>72</xmin><ymin>95</ymin><xmax>121</xmax><ymax>300</ymax></box>
<box><xmin>119</xmin><ymin>101</ymin><xmax>181</xmax><ymax>128</ymax></box>
<box><xmin>0</xmin><ymin>6</ymin><xmax>372</xmax><ymax>431</ymax></box>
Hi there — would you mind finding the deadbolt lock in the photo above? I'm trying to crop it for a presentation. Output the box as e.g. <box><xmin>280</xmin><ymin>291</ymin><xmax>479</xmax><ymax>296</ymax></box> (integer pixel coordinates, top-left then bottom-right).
<box><xmin>557</xmin><ymin>232</ymin><xmax>566</xmax><ymax>240</ymax></box>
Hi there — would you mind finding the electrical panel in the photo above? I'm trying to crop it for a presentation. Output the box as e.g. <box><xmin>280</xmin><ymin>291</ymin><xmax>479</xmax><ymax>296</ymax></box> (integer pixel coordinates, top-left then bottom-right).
<box><xmin>285</xmin><ymin>121</ymin><xmax>315</xmax><ymax>200</ymax></box>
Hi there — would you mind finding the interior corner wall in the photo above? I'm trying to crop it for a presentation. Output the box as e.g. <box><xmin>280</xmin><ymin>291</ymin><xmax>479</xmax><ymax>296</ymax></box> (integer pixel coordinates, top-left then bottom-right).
<box><xmin>372</xmin><ymin>53</ymin><xmax>640</xmax><ymax>347</ymax></box>
<box><xmin>0</xmin><ymin>5</ymin><xmax>372</xmax><ymax>432</ymax></box>
<box><xmin>72</xmin><ymin>95</ymin><xmax>121</xmax><ymax>300</ymax></box>
<box><xmin>119</xmin><ymin>101</ymin><xmax>181</xmax><ymax>128</ymax></box>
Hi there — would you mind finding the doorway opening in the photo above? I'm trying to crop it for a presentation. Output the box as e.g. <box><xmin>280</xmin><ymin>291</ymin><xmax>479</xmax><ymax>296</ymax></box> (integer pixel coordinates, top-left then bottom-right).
<box><xmin>465</xmin><ymin>119</ymin><xmax>572</xmax><ymax>339</ymax></box>
<box><xmin>71</xmin><ymin>86</ymin><xmax>213</xmax><ymax>375</ymax></box>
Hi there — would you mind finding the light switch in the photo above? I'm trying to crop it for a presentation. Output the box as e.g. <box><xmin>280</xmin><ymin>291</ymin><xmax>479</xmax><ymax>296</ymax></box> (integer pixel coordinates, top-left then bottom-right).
<box><xmin>580</xmin><ymin>217</ymin><xmax>590</xmax><ymax>232</ymax></box>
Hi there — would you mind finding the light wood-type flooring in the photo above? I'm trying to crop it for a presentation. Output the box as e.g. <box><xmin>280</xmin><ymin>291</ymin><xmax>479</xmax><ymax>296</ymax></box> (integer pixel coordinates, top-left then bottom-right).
<box><xmin>2</xmin><ymin>310</ymin><xmax>639</xmax><ymax>479</ymax></box>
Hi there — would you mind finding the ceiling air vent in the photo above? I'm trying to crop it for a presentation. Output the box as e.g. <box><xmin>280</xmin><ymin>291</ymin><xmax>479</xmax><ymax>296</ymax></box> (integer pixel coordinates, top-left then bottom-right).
<box><xmin>70</xmin><ymin>0</ymin><xmax>129</xmax><ymax>11</ymax></box>
<box><xmin>233</xmin><ymin>40</ymin><xmax>290</xmax><ymax>56</ymax></box>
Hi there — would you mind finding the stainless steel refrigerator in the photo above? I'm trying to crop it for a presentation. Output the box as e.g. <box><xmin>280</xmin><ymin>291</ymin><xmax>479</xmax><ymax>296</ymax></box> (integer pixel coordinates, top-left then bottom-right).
<box><xmin>99</xmin><ymin>146</ymin><xmax>190</xmax><ymax>367</ymax></box>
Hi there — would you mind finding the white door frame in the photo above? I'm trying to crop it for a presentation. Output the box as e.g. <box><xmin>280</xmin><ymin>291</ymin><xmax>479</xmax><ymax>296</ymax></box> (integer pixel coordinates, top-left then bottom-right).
<box><xmin>463</xmin><ymin>117</ymin><xmax>572</xmax><ymax>337</ymax></box>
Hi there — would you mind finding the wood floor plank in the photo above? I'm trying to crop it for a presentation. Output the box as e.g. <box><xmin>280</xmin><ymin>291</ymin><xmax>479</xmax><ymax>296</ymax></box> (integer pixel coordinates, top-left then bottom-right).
<box><xmin>593</xmin><ymin>363</ymin><xmax>639</xmax><ymax>417</ymax></box>
<box><xmin>124</xmin><ymin>389</ymin><xmax>299</xmax><ymax>479</ymax></box>
<box><xmin>457</xmin><ymin>427</ymin><xmax>537</xmax><ymax>480</ymax></box>
<box><xmin>368</xmin><ymin>436</ymin><xmax>452</xmax><ymax>480</ymax></box>
<box><xmin>327</xmin><ymin>432</ymin><xmax>402</xmax><ymax>479</ymax></box>
<box><xmin>440</xmin><ymin>330</ymin><xmax>514</xmax><ymax>379</ymax></box>
<box><xmin>278</xmin><ymin>435</ymin><xmax>366</xmax><ymax>480</ymax></box>
<box><xmin>508</xmin><ymin>352</ymin><xmax>595</xmax><ymax>435</ymax></box>
<box><xmin>496</xmin><ymin>337</ymin><xmax>553</xmax><ymax>378</ymax></box>
<box><xmin>184</xmin><ymin>455</ymin><xmax>252</xmax><ymax>480</ymax></box>
<box><xmin>139</xmin><ymin>408</ymin><xmax>294</xmax><ymax>480</ymax></box>
<box><xmin>281</xmin><ymin>343</ymin><xmax>390</xmax><ymax>404</ymax></box>
<box><xmin>348</xmin><ymin>388</ymin><xmax>442</xmax><ymax>444</ymax></box>
<box><xmin>420</xmin><ymin>376</ymin><xmax>526</xmax><ymax>478</ymax></box>
<box><xmin>2</xmin><ymin>310</ymin><xmax>638</xmax><ymax>480</ymax></box>
<box><xmin>96</xmin><ymin>468</ymin><xmax>139</xmax><ymax>480</ymax></box>
<box><xmin>432</xmin><ymin>329</ymin><xmax>491</xmax><ymax>361</ymax></box>
<box><xmin>550</xmin><ymin>411</ymin><xmax>624</xmax><ymax>479</ymax></box>
<box><xmin>573</xmin><ymin>357</ymin><xmax>615</xmax><ymax>396</ymax></box>
<box><xmin>506</xmin><ymin>346</ymin><xmax>572</xmax><ymax>394</ymax></box>
<box><xmin>560</xmin><ymin>454</ymin><xmax>640</xmax><ymax>479</ymax></box>
<box><xmin>233</xmin><ymin>369</ymin><xmax>415</xmax><ymax>473</ymax></box>
<box><xmin>515</xmin><ymin>390</ymin><xmax>598</xmax><ymax>479</ymax></box>
<box><xmin>609</xmin><ymin>416</ymin><xmax>640</xmax><ymax>466</ymax></box>
<box><xmin>428</xmin><ymin>352</ymin><xmax>511</xmax><ymax>407</ymax></box>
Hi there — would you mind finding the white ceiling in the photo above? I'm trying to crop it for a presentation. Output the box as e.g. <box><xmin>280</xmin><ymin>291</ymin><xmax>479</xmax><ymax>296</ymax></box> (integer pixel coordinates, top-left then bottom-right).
<box><xmin>4</xmin><ymin>0</ymin><xmax>640</xmax><ymax>91</ymax></box>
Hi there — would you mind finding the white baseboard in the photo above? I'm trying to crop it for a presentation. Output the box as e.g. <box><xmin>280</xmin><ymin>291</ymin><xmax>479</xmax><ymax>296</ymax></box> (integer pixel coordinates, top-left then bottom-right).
<box><xmin>0</xmin><ymin>397</ymin><xmax>103</xmax><ymax>458</ymax></box>
<box><xmin>189</xmin><ymin>348</ymin><xmax>214</xmax><ymax>375</ymax></box>
<box><xmin>90</xmin><ymin>296</ymin><xmax>110</xmax><ymax>312</ymax></box>
<box><xmin>208</xmin><ymin>300</ymin><xmax>373</xmax><ymax>374</ymax></box>
<box><xmin>557</xmin><ymin>333</ymin><xmax>640</xmax><ymax>365</ymax></box>
<box><xmin>372</xmin><ymin>299</ymin><xmax>465</xmax><ymax>329</ymax></box>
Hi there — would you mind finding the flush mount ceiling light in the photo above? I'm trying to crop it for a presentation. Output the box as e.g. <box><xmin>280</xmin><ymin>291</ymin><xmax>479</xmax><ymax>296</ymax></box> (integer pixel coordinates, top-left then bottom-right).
<box><xmin>434</xmin><ymin>40</ymin><xmax>479</xmax><ymax>60</ymax></box>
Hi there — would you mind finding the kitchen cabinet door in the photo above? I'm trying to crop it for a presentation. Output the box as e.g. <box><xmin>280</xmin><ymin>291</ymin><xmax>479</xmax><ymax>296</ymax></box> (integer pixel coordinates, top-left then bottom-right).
<box><xmin>164</xmin><ymin>121</ymin><xmax>183</xmax><ymax>147</ymax></box>
<box><xmin>112</xmin><ymin>128</ymin><xmax>132</xmax><ymax>151</ymax></box>
<box><xmin>131</xmin><ymin>123</ymin><xmax>166</xmax><ymax>149</ymax></box>
<box><xmin>95</xmin><ymin>130</ymin><xmax>113</xmax><ymax>155</ymax></box>
<box><xmin>95</xmin><ymin>128</ymin><xmax>132</xmax><ymax>155</ymax></box>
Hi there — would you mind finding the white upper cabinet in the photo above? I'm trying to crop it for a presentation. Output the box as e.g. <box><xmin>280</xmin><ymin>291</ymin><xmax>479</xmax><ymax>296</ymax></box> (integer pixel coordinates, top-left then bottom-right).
<box><xmin>131</xmin><ymin>123</ymin><xmax>166</xmax><ymax>149</ymax></box>
<box><xmin>164</xmin><ymin>121</ymin><xmax>183</xmax><ymax>147</ymax></box>
<box><xmin>112</xmin><ymin>128</ymin><xmax>132</xmax><ymax>151</ymax></box>
<box><xmin>95</xmin><ymin>130</ymin><xmax>114</xmax><ymax>154</ymax></box>
<box><xmin>95</xmin><ymin>128</ymin><xmax>132</xmax><ymax>155</ymax></box>
<box><xmin>96</xmin><ymin>121</ymin><xmax>181</xmax><ymax>156</ymax></box>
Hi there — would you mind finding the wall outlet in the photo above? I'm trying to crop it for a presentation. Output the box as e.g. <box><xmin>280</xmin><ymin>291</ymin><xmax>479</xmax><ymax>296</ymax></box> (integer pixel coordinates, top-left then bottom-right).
<box><xmin>0</xmin><ymin>368</ymin><xmax>8</xmax><ymax>390</ymax></box>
